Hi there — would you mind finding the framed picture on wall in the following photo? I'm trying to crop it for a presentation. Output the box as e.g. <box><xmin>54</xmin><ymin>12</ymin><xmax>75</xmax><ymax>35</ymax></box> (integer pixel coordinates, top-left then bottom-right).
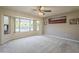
<box><xmin>69</xmin><ymin>19</ymin><xmax>77</xmax><ymax>24</ymax></box>
<box><xmin>48</xmin><ymin>16</ymin><xmax>66</xmax><ymax>24</ymax></box>
<box><xmin>69</xmin><ymin>18</ymin><xmax>79</xmax><ymax>24</ymax></box>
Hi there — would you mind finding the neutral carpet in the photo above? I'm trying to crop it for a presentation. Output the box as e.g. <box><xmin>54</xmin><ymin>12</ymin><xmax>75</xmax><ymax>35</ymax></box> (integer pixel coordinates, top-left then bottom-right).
<box><xmin>0</xmin><ymin>35</ymin><xmax>79</xmax><ymax>53</ymax></box>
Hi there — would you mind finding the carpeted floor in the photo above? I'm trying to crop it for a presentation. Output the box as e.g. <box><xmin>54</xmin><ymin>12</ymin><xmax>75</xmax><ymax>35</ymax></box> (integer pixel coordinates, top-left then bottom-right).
<box><xmin>0</xmin><ymin>35</ymin><xmax>79</xmax><ymax>53</ymax></box>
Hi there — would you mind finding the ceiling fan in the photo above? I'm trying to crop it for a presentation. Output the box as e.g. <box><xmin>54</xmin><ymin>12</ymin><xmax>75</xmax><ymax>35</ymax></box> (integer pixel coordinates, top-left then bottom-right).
<box><xmin>33</xmin><ymin>6</ymin><xmax>52</xmax><ymax>16</ymax></box>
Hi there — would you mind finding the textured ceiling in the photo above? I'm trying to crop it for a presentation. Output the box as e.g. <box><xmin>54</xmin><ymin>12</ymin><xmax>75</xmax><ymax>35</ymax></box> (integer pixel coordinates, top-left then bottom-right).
<box><xmin>0</xmin><ymin>6</ymin><xmax>79</xmax><ymax>17</ymax></box>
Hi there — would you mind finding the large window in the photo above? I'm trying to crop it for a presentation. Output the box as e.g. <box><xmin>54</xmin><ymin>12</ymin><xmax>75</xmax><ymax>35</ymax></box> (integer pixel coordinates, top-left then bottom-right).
<box><xmin>20</xmin><ymin>18</ymin><xmax>30</xmax><ymax>32</ymax></box>
<box><xmin>15</xmin><ymin>18</ymin><xmax>34</xmax><ymax>32</ymax></box>
<box><xmin>29</xmin><ymin>20</ymin><xmax>33</xmax><ymax>31</ymax></box>
<box><xmin>15</xmin><ymin>17</ymin><xmax>40</xmax><ymax>32</ymax></box>
<box><xmin>4</xmin><ymin>16</ymin><xmax>10</xmax><ymax>34</ymax></box>
<box><xmin>15</xmin><ymin>18</ymin><xmax>20</xmax><ymax>32</ymax></box>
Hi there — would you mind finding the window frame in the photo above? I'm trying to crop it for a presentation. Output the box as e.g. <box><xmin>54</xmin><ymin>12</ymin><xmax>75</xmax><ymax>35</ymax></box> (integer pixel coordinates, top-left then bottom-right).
<box><xmin>14</xmin><ymin>17</ymin><xmax>20</xmax><ymax>32</ymax></box>
<box><xmin>14</xmin><ymin>17</ymin><xmax>34</xmax><ymax>33</ymax></box>
<box><xmin>3</xmin><ymin>15</ymin><xmax>11</xmax><ymax>34</ymax></box>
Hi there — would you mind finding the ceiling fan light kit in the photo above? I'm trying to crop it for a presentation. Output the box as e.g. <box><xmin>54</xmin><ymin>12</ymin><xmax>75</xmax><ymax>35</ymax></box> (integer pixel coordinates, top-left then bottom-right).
<box><xmin>38</xmin><ymin>12</ymin><xmax>43</xmax><ymax>15</ymax></box>
<box><xmin>38</xmin><ymin>12</ymin><xmax>43</xmax><ymax>16</ymax></box>
<box><xmin>40</xmin><ymin>6</ymin><xmax>45</xmax><ymax>11</ymax></box>
<box><xmin>33</xmin><ymin>6</ymin><xmax>52</xmax><ymax>16</ymax></box>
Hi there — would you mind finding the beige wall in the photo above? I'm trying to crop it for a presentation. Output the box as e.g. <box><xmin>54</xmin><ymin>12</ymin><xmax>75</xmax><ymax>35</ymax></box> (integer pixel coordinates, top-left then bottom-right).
<box><xmin>0</xmin><ymin>14</ymin><xmax>1</xmax><ymax>43</ymax></box>
<box><xmin>0</xmin><ymin>8</ymin><xmax>43</xmax><ymax>44</ymax></box>
<box><xmin>44</xmin><ymin>10</ymin><xmax>79</xmax><ymax>40</ymax></box>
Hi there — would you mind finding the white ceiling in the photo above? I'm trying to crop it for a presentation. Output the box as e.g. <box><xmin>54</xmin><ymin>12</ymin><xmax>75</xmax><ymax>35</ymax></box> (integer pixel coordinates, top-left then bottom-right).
<box><xmin>0</xmin><ymin>6</ymin><xmax>79</xmax><ymax>17</ymax></box>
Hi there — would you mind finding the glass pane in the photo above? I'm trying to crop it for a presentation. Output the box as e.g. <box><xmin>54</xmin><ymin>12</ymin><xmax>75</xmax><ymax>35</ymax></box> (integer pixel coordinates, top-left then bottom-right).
<box><xmin>36</xmin><ymin>21</ymin><xmax>40</xmax><ymax>31</ymax></box>
<box><xmin>4</xmin><ymin>16</ymin><xmax>10</xmax><ymax>34</ymax></box>
<box><xmin>4</xmin><ymin>16</ymin><xmax>9</xmax><ymax>24</ymax></box>
<box><xmin>29</xmin><ymin>20</ymin><xmax>33</xmax><ymax>31</ymax></box>
<box><xmin>20</xmin><ymin>19</ymin><xmax>30</xmax><ymax>32</ymax></box>
<box><xmin>15</xmin><ymin>18</ymin><xmax>20</xmax><ymax>32</ymax></box>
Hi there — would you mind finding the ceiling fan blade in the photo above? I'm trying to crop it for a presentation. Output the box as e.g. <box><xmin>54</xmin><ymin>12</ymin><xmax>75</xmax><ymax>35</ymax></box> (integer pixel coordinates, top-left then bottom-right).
<box><xmin>43</xmin><ymin>10</ymin><xmax>51</xmax><ymax>12</ymax></box>
<box><xmin>33</xmin><ymin>6</ymin><xmax>41</xmax><ymax>11</ymax></box>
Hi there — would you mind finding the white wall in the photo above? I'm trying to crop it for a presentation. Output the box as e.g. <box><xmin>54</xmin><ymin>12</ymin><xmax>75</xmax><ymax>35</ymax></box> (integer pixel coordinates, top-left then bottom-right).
<box><xmin>44</xmin><ymin>10</ymin><xmax>79</xmax><ymax>40</ymax></box>
<box><xmin>0</xmin><ymin>8</ymin><xmax>43</xmax><ymax>44</ymax></box>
